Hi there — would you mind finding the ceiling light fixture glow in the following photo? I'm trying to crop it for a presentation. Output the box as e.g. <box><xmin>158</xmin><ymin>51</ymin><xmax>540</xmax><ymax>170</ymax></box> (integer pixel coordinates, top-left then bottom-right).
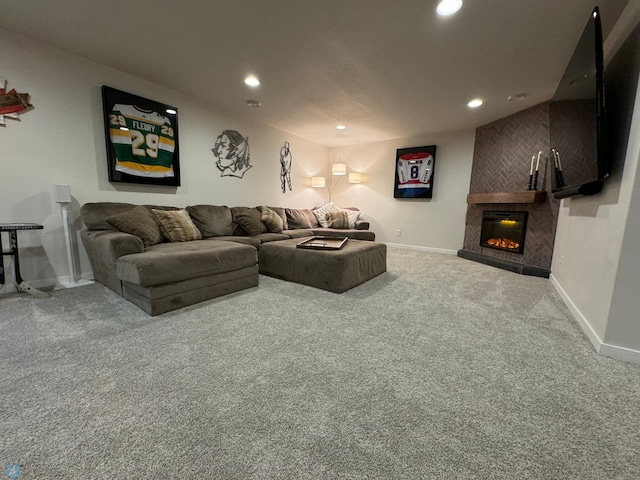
<box><xmin>336</xmin><ymin>124</ymin><xmax>346</xmax><ymax>130</ymax></box>
<box><xmin>437</xmin><ymin>0</ymin><xmax>463</xmax><ymax>16</ymax></box>
<box><xmin>508</xmin><ymin>93</ymin><xmax>527</xmax><ymax>102</ymax></box>
<box><xmin>244</xmin><ymin>76</ymin><xmax>260</xmax><ymax>87</ymax></box>
<box><xmin>467</xmin><ymin>98</ymin><xmax>483</xmax><ymax>108</ymax></box>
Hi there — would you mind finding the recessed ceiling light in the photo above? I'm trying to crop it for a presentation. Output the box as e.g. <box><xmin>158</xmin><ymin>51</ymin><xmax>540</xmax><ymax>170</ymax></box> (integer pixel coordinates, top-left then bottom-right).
<box><xmin>508</xmin><ymin>93</ymin><xmax>527</xmax><ymax>102</ymax></box>
<box><xmin>246</xmin><ymin>99</ymin><xmax>261</xmax><ymax>107</ymax></box>
<box><xmin>467</xmin><ymin>99</ymin><xmax>483</xmax><ymax>108</ymax></box>
<box><xmin>336</xmin><ymin>125</ymin><xmax>346</xmax><ymax>130</ymax></box>
<box><xmin>244</xmin><ymin>76</ymin><xmax>260</xmax><ymax>87</ymax></box>
<box><xmin>437</xmin><ymin>0</ymin><xmax>463</xmax><ymax>16</ymax></box>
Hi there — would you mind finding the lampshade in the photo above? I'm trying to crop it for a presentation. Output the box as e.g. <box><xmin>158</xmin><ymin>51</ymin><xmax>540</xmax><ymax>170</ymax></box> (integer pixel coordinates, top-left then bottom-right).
<box><xmin>332</xmin><ymin>162</ymin><xmax>347</xmax><ymax>176</ymax></box>
<box><xmin>348</xmin><ymin>172</ymin><xmax>362</xmax><ymax>184</ymax></box>
<box><xmin>311</xmin><ymin>176</ymin><xmax>326</xmax><ymax>188</ymax></box>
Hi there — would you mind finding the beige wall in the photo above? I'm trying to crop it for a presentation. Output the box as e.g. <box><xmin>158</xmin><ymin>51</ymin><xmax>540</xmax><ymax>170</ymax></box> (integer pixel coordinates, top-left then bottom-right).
<box><xmin>0</xmin><ymin>27</ymin><xmax>328</xmax><ymax>292</ymax></box>
<box><xmin>550</xmin><ymin>0</ymin><xmax>640</xmax><ymax>362</ymax></box>
<box><xmin>329</xmin><ymin>131</ymin><xmax>475</xmax><ymax>250</ymax></box>
<box><xmin>0</xmin><ymin>27</ymin><xmax>476</xmax><ymax>293</ymax></box>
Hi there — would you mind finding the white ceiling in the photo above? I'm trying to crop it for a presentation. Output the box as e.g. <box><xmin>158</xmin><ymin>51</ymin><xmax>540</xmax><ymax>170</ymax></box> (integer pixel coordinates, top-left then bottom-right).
<box><xmin>0</xmin><ymin>0</ymin><xmax>630</xmax><ymax>147</ymax></box>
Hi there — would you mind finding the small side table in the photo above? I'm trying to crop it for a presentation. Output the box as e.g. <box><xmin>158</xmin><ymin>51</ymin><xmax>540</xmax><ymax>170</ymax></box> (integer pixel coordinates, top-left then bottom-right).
<box><xmin>0</xmin><ymin>223</ymin><xmax>50</xmax><ymax>297</ymax></box>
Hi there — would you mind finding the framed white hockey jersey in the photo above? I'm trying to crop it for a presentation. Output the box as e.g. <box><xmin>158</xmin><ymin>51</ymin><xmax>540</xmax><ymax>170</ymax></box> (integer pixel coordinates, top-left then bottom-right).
<box><xmin>102</xmin><ymin>86</ymin><xmax>180</xmax><ymax>186</ymax></box>
<box><xmin>393</xmin><ymin>145</ymin><xmax>436</xmax><ymax>199</ymax></box>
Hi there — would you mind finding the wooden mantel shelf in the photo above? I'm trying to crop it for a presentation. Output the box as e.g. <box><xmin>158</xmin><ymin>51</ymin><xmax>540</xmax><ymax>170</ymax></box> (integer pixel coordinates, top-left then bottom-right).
<box><xmin>466</xmin><ymin>191</ymin><xmax>547</xmax><ymax>204</ymax></box>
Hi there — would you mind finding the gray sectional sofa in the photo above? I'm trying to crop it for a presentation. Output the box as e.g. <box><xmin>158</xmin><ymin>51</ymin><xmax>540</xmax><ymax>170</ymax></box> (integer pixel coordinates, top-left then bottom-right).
<box><xmin>80</xmin><ymin>202</ymin><xmax>375</xmax><ymax>315</ymax></box>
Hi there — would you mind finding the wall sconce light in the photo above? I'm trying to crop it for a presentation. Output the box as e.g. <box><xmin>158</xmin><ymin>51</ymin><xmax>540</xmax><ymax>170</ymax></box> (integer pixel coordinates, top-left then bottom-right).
<box><xmin>311</xmin><ymin>176</ymin><xmax>326</xmax><ymax>188</ymax></box>
<box><xmin>348</xmin><ymin>172</ymin><xmax>362</xmax><ymax>184</ymax></box>
<box><xmin>331</xmin><ymin>162</ymin><xmax>347</xmax><ymax>176</ymax></box>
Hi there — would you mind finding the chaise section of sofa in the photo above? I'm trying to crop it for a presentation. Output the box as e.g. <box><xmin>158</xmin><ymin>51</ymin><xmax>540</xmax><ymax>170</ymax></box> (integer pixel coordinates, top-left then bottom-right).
<box><xmin>117</xmin><ymin>240</ymin><xmax>258</xmax><ymax>316</ymax></box>
<box><xmin>80</xmin><ymin>202</ymin><xmax>259</xmax><ymax>315</ymax></box>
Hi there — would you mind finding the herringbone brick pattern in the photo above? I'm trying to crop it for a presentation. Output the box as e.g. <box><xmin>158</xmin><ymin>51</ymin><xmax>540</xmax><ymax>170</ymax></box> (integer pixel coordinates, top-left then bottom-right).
<box><xmin>463</xmin><ymin>103</ymin><xmax>560</xmax><ymax>270</ymax></box>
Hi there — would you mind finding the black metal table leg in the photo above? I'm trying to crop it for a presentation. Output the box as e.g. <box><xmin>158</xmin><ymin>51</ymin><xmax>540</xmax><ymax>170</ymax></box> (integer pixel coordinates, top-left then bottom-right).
<box><xmin>8</xmin><ymin>230</ymin><xmax>25</xmax><ymax>285</ymax></box>
<box><xmin>0</xmin><ymin>223</ymin><xmax>49</xmax><ymax>297</ymax></box>
<box><xmin>0</xmin><ymin>231</ymin><xmax>5</xmax><ymax>287</ymax></box>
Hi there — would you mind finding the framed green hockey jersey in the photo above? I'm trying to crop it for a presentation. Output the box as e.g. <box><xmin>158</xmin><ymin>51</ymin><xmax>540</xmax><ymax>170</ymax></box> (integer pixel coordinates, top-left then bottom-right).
<box><xmin>102</xmin><ymin>86</ymin><xmax>180</xmax><ymax>186</ymax></box>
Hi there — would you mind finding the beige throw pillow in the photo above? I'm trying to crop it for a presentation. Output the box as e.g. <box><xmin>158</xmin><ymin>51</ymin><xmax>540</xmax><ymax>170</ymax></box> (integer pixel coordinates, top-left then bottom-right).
<box><xmin>326</xmin><ymin>211</ymin><xmax>350</xmax><ymax>229</ymax></box>
<box><xmin>152</xmin><ymin>209</ymin><xmax>202</xmax><ymax>242</ymax></box>
<box><xmin>261</xmin><ymin>206</ymin><xmax>284</xmax><ymax>233</ymax></box>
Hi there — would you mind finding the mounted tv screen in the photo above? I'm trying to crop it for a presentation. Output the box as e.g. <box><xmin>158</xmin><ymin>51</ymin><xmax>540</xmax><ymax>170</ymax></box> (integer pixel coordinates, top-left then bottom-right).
<box><xmin>550</xmin><ymin>6</ymin><xmax>608</xmax><ymax>199</ymax></box>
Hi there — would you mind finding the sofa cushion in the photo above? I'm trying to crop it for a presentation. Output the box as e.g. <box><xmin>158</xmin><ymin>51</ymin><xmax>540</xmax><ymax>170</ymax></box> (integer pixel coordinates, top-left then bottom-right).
<box><xmin>116</xmin><ymin>240</ymin><xmax>257</xmax><ymax>287</ymax></box>
<box><xmin>312</xmin><ymin>228</ymin><xmax>375</xmax><ymax>241</ymax></box>
<box><xmin>105</xmin><ymin>206</ymin><xmax>163</xmax><ymax>248</ymax></box>
<box><xmin>187</xmin><ymin>205</ymin><xmax>234</xmax><ymax>237</ymax></box>
<box><xmin>326</xmin><ymin>211</ymin><xmax>350</xmax><ymax>229</ymax></box>
<box><xmin>255</xmin><ymin>232</ymin><xmax>290</xmax><ymax>244</ymax></box>
<box><xmin>282</xmin><ymin>229</ymin><xmax>315</xmax><ymax>239</ymax></box>
<box><xmin>286</xmin><ymin>208</ymin><xmax>319</xmax><ymax>229</ymax></box>
<box><xmin>81</xmin><ymin>202</ymin><xmax>138</xmax><ymax>230</ymax></box>
<box><xmin>152</xmin><ymin>209</ymin><xmax>202</xmax><ymax>242</ymax></box>
<box><xmin>234</xmin><ymin>208</ymin><xmax>267</xmax><ymax>236</ymax></box>
<box><xmin>260</xmin><ymin>206</ymin><xmax>284</xmax><ymax>233</ymax></box>
<box><xmin>313</xmin><ymin>202</ymin><xmax>340</xmax><ymax>227</ymax></box>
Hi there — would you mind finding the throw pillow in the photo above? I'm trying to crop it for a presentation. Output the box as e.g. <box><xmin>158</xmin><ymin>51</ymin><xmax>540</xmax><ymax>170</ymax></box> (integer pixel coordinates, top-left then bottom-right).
<box><xmin>260</xmin><ymin>206</ymin><xmax>284</xmax><ymax>233</ymax></box>
<box><xmin>186</xmin><ymin>205</ymin><xmax>234</xmax><ymax>237</ymax></box>
<box><xmin>265</xmin><ymin>206</ymin><xmax>288</xmax><ymax>231</ymax></box>
<box><xmin>152</xmin><ymin>209</ymin><xmax>202</xmax><ymax>242</ymax></box>
<box><xmin>326</xmin><ymin>211</ymin><xmax>350</xmax><ymax>229</ymax></box>
<box><xmin>106</xmin><ymin>206</ymin><xmax>163</xmax><ymax>248</ymax></box>
<box><xmin>234</xmin><ymin>208</ymin><xmax>267</xmax><ymax>236</ymax></box>
<box><xmin>341</xmin><ymin>208</ymin><xmax>361</xmax><ymax>228</ymax></box>
<box><xmin>313</xmin><ymin>202</ymin><xmax>340</xmax><ymax>228</ymax></box>
<box><xmin>286</xmin><ymin>208</ymin><xmax>319</xmax><ymax>229</ymax></box>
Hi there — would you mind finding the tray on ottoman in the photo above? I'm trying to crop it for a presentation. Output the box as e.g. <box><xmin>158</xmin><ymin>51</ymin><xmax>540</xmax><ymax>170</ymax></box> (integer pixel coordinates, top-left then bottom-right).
<box><xmin>259</xmin><ymin>237</ymin><xmax>386</xmax><ymax>293</ymax></box>
<box><xmin>296</xmin><ymin>236</ymin><xmax>348</xmax><ymax>250</ymax></box>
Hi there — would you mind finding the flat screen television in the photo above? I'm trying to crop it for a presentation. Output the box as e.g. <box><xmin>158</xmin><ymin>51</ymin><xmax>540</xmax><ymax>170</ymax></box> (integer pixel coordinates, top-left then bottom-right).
<box><xmin>550</xmin><ymin>6</ymin><xmax>608</xmax><ymax>199</ymax></box>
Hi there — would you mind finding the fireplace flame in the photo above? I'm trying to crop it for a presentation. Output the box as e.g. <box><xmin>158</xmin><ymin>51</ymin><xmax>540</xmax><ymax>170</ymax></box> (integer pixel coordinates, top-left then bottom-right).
<box><xmin>487</xmin><ymin>238</ymin><xmax>520</xmax><ymax>250</ymax></box>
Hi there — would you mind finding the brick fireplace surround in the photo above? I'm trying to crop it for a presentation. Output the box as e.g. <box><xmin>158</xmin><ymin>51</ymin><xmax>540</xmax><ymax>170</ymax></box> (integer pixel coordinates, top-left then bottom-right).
<box><xmin>459</xmin><ymin>102</ymin><xmax>560</xmax><ymax>277</ymax></box>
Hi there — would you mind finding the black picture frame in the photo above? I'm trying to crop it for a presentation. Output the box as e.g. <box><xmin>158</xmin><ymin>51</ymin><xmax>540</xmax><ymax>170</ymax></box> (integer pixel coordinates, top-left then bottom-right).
<box><xmin>393</xmin><ymin>145</ymin><xmax>436</xmax><ymax>199</ymax></box>
<box><xmin>101</xmin><ymin>86</ymin><xmax>180</xmax><ymax>186</ymax></box>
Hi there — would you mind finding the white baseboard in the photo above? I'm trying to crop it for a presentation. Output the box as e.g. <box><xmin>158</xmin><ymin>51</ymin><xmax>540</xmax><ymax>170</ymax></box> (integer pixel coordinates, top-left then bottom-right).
<box><xmin>550</xmin><ymin>273</ymin><xmax>640</xmax><ymax>365</ymax></box>
<box><xmin>384</xmin><ymin>242</ymin><xmax>458</xmax><ymax>255</ymax></box>
<box><xmin>0</xmin><ymin>272</ymin><xmax>94</xmax><ymax>294</ymax></box>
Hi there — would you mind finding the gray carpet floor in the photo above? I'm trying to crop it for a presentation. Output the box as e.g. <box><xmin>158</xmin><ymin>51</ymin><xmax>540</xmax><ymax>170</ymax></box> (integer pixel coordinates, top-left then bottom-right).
<box><xmin>1</xmin><ymin>247</ymin><xmax>639</xmax><ymax>479</ymax></box>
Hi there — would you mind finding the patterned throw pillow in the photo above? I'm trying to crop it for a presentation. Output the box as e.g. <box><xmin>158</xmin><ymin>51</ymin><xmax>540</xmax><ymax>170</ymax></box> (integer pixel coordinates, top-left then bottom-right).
<box><xmin>152</xmin><ymin>209</ymin><xmax>202</xmax><ymax>242</ymax></box>
<box><xmin>342</xmin><ymin>209</ymin><xmax>361</xmax><ymax>228</ymax></box>
<box><xmin>260</xmin><ymin>206</ymin><xmax>284</xmax><ymax>233</ymax></box>
<box><xmin>313</xmin><ymin>202</ymin><xmax>340</xmax><ymax>228</ymax></box>
<box><xmin>326</xmin><ymin>211</ymin><xmax>350</xmax><ymax>229</ymax></box>
<box><xmin>106</xmin><ymin>206</ymin><xmax>163</xmax><ymax>247</ymax></box>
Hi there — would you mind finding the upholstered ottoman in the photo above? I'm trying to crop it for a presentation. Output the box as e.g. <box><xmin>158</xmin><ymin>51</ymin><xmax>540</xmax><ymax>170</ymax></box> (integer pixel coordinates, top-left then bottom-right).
<box><xmin>258</xmin><ymin>237</ymin><xmax>386</xmax><ymax>293</ymax></box>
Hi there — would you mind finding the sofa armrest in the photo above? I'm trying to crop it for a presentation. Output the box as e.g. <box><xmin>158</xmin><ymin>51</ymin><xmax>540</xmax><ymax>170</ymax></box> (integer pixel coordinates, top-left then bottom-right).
<box><xmin>355</xmin><ymin>220</ymin><xmax>370</xmax><ymax>230</ymax></box>
<box><xmin>81</xmin><ymin>230</ymin><xmax>144</xmax><ymax>294</ymax></box>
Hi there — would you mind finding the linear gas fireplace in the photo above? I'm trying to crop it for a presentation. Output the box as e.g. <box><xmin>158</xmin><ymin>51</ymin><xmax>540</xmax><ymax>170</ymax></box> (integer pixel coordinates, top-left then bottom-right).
<box><xmin>480</xmin><ymin>211</ymin><xmax>528</xmax><ymax>254</ymax></box>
